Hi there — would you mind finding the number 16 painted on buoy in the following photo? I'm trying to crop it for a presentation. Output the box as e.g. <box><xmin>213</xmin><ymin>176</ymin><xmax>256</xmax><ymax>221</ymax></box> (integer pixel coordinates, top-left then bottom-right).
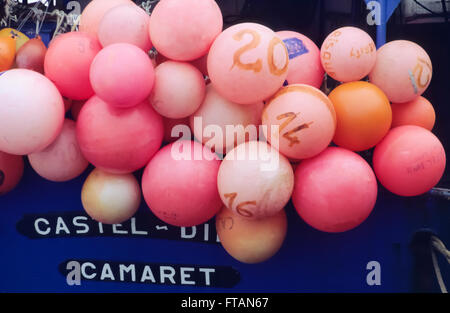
<box><xmin>224</xmin><ymin>192</ymin><xmax>256</xmax><ymax>218</ymax></box>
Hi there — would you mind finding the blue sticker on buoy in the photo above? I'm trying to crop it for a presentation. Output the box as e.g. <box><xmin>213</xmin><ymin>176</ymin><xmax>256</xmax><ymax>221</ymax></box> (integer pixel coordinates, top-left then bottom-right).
<box><xmin>283</xmin><ymin>37</ymin><xmax>309</xmax><ymax>59</ymax></box>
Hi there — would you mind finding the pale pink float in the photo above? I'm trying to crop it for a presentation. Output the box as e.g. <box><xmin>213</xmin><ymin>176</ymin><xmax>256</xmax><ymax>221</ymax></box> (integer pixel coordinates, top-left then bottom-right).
<box><xmin>369</xmin><ymin>40</ymin><xmax>432</xmax><ymax>103</ymax></box>
<box><xmin>44</xmin><ymin>32</ymin><xmax>102</xmax><ymax>100</ymax></box>
<box><xmin>28</xmin><ymin>119</ymin><xmax>89</xmax><ymax>182</ymax></box>
<box><xmin>373</xmin><ymin>125</ymin><xmax>446</xmax><ymax>197</ymax></box>
<box><xmin>190</xmin><ymin>84</ymin><xmax>263</xmax><ymax>154</ymax></box>
<box><xmin>208</xmin><ymin>23</ymin><xmax>289</xmax><ymax>104</ymax></box>
<box><xmin>292</xmin><ymin>147</ymin><xmax>378</xmax><ymax>233</ymax></box>
<box><xmin>276</xmin><ymin>30</ymin><xmax>324</xmax><ymax>88</ymax></box>
<box><xmin>0</xmin><ymin>152</ymin><xmax>24</xmax><ymax>195</ymax></box>
<box><xmin>76</xmin><ymin>96</ymin><xmax>163</xmax><ymax>174</ymax></box>
<box><xmin>82</xmin><ymin>168</ymin><xmax>141</xmax><ymax>224</ymax></box>
<box><xmin>321</xmin><ymin>26</ymin><xmax>376</xmax><ymax>82</ymax></box>
<box><xmin>262</xmin><ymin>84</ymin><xmax>336</xmax><ymax>160</ymax></box>
<box><xmin>79</xmin><ymin>0</ymin><xmax>131</xmax><ymax>37</ymax></box>
<box><xmin>142</xmin><ymin>141</ymin><xmax>222</xmax><ymax>227</ymax></box>
<box><xmin>217</xmin><ymin>141</ymin><xmax>294</xmax><ymax>219</ymax></box>
<box><xmin>98</xmin><ymin>3</ymin><xmax>152</xmax><ymax>51</ymax></box>
<box><xmin>90</xmin><ymin>43</ymin><xmax>154</xmax><ymax>108</ymax></box>
<box><xmin>149</xmin><ymin>0</ymin><xmax>223</xmax><ymax>61</ymax></box>
<box><xmin>0</xmin><ymin>69</ymin><xmax>64</xmax><ymax>155</ymax></box>
<box><xmin>150</xmin><ymin>61</ymin><xmax>205</xmax><ymax>118</ymax></box>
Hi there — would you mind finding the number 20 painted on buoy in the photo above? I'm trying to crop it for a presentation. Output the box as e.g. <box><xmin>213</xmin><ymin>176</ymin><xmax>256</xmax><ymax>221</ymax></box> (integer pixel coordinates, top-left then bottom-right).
<box><xmin>231</xmin><ymin>29</ymin><xmax>288</xmax><ymax>76</ymax></box>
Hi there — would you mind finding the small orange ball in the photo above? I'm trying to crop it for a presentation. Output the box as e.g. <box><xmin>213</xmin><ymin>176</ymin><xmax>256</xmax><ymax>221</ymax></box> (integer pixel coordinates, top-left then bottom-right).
<box><xmin>391</xmin><ymin>96</ymin><xmax>435</xmax><ymax>131</ymax></box>
<box><xmin>216</xmin><ymin>206</ymin><xmax>287</xmax><ymax>264</ymax></box>
<box><xmin>0</xmin><ymin>36</ymin><xmax>16</xmax><ymax>71</ymax></box>
<box><xmin>329</xmin><ymin>81</ymin><xmax>392</xmax><ymax>151</ymax></box>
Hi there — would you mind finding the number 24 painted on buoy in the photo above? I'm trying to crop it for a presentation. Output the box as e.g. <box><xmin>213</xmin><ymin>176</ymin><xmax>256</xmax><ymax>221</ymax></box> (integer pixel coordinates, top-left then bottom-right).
<box><xmin>231</xmin><ymin>29</ymin><xmax>288</xmax><ymax>76</ymax></box>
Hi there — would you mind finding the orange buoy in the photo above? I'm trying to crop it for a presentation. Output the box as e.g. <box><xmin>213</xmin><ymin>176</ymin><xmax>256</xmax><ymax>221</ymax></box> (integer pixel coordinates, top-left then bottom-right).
<box><xmin>0</xmin><ymin>28</ymin><xmax>29</xmax><ymax>51</ymax></box>
<box><xmin>391</xmin><ymin>96</ymin><xmax>435</xmax><ymax>131</ymax></box>
<box><xmin>328</xmin><ymin>81</ymin><xmax>392</xmax><ymax>151</ymax></box>
<box><xmin>0</xmin><ymin>36</ymin><xmax>16</xmax><ymax>72</ymax></box>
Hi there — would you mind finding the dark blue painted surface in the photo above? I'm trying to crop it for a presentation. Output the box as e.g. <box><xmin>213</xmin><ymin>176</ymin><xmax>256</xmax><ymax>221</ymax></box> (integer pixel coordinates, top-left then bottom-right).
<box><xmin>0</xmin><ymin>160</ymin><xmax>448</xmax><ymax>292</ymax></box>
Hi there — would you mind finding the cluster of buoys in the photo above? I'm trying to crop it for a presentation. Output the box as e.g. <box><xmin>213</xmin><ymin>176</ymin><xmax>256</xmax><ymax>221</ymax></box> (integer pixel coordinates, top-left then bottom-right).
<box><xmin>0</xmin><ymin>0</ymin><xmax>446</xmax><ymax>265</ymax></box>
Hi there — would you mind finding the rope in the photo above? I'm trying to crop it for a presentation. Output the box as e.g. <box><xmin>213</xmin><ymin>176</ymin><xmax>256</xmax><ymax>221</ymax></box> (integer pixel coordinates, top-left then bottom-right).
<box><xmin>141</xmin><ymin>0</ymin><xmax>160</xmax><ymax>15</ymax></box>
<box><xmin>17</xmin><ymin>0</ymin><xmax>41</xmax><ymax>32</ymax></box>
<box><xmin>430</xmin><ymin>236</ymin><xmax>450</xmax><ymax>293</ymax></box>
<box><xmin>36</xmin><ymin>0</ymin><xmax>51</xmax><ymax>36</ymax></box>
<box><xmin>51</xmin><ymin>10</ymin><xmax>65</xmax><ymax>40</ymax></box>
<box><xmin>3</xmin><ymin>1</ymin><xmax>75</xmax><ymax>37</ymax></box>
<box><xmin>413</xmin><ymin>0</ymin><xmax>442</xmax><ymax>16</ymax></box>
<box><xmin>431</xmin><ymin>236</ymin><xmax>450</xmax><ymax>263</ymax></box>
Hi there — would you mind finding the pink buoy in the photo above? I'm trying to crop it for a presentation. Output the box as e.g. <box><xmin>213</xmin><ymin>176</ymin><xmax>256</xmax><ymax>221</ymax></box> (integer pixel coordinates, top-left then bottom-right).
<box><xmin>208</xmin><ymin>23</ymin><xmax>289</xmax><ymax>104</ymax></box>
<box><xmin>320</xmin><ymin>26</ymin><xmax>376</xmax><ymax>82</ymax></box>
<box><xmin>149</xmin><ymin>0</ymin><xmax>223</xmax><ymax>61</ymax></box>
<box><xmin>79</xmin><ymin>0</ymin><xmax>131</xmax><ymax>37</ymax></box>
<box><xmin>76</xmin><ymin>96</ymin><xmax>163</xmax><ymax>174</ymax></box>
<box><xmin>44</xmin><ymin>32</ymin><xmax>102</xmax><ymax>100</ymax></box>
<box><xmin>373</xmin><ymin>125</ymin><xmax>446</xmax><ymax>197</ymax></box>
<box><xmin>262</xmin><ymin>84</ymin><xmax>336</xmax><ymax>160</ymax></box>
<box><xmin>98</xmin><ymin>3</ymin><xmax>152</xmax><ymax>51</ymax></box>
<box><xmin>276</xmin><ymin>31</ymin><xmax>324</xmax><ymax>88</ymax></box>
<box><xmin>190</xmin><ymin>84</ymin><xmax>263</xmax><ymax>154</ymax></box>
<box><xmin>28</xmin><ymin>119</ymin><xmax>89</xmax><ymax>182</ymax></box>
<box><xmin>150</xmin><ymin>61</ymin><xmax>205</xmax><ymax>118</ymax></box>
<box><xmin>82</xmin><ymin>168</ymin><xmax>141</xmax><ymax>224</ymax></box>
<box><xmin>142</xmin><ymin>141</ymin><xmax>222</xmax><ymax>227</ymax></box>
<box><xmin>217</xmin><ymin>141</ymin><xmax>294</xmax><ymax>219</ymax></box>
<box><xmin>369</xmin><ymin>40</ymin><xmax>432</xmax><ymax>103</ymax></box>
<box><xmin>150</xmin><ymin>61</ymin><xmax>205</xmax><ymax>119</ymax></box>
<box><xmin>292</xmin><ymin>147</ymin><xmax>378</xmax><ymax>233</ymax></box>
<box><xmin>90</xmin><ymin>43</ymin><xmax>155</xmax><ymax>108</ymax></box>
<box><xmin>0</xmin><ymin>69</ymin><xmax>64</xmax><ymax>155</ymax></box>
<box><xmin>0</xmin><ymin>151</ymin><xmax>24</xmax><ymax>195</ymax></box>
